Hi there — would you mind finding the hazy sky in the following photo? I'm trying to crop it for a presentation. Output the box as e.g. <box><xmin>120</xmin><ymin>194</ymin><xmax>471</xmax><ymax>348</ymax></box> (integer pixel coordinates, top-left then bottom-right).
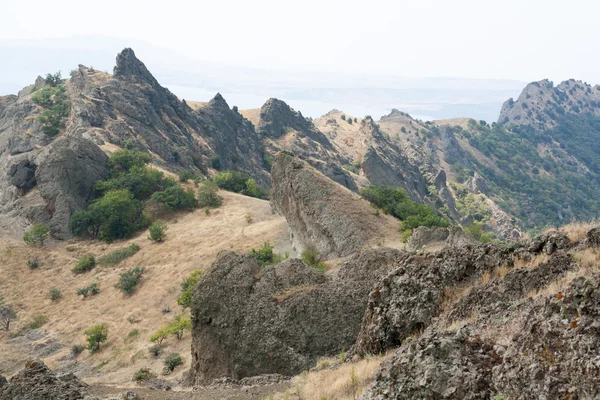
<box><xmin>1</xmin><ymin>0</ymin><xmax>599</xmax><ymax>83</ymax></box>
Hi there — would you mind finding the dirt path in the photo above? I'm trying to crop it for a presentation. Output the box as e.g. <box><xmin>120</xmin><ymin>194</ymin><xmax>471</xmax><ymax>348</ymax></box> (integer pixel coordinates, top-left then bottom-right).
<box><xmin>88</xmin><ymin>383</ymin><xmax>288</xmax><ymax>399</ymax></box>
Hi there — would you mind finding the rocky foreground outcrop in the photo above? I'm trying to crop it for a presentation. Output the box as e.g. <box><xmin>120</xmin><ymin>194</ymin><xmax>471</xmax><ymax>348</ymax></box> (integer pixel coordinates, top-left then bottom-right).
<box><xmin>362</xmin><ymin>231</ymin><xmax>600</xmax><ymax>399</ymax></box>
<box><xmin>0</xmin><ymin>360</ymin><xmax>87</xmax><ymax>399</ymax></box>
<box><xmin>189</xmin><ymin>249</ymin><xmax>407</xmax><ymax>385</ymax></box>
<box><xmin>270</xmin><ymin>152</ymin><xmax>398</xmax><ymax>258</ymax></box>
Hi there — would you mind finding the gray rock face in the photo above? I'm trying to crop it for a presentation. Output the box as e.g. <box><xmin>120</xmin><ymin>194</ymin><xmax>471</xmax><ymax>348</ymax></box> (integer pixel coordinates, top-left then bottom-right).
<box><xmin>354</xmin><ymin>244</ymin><xmax>514</xmax><ymax>355</ymax></box>
<box><xmin>362</xmin><ymin>228</ymin><xmax>600</xmax><ymax>400</ymax></box>
<box><xmin>189</xmin><ymin>248</ymin><xmax>405</xmax><ymax>385</ymax></box>
<box><xmin>407</xmin><ymin>226</ymin><xmax>477</xmax><ymax>252</ymax></box>
<box><xmin>35</xmin><ymin>136</ymin><xmax>110</xmax><ymax>239</ymax></box>
<box><xmin>0</xmin><ymin>360</ymin><xmax>87</xmax><ymax>400</ymax></box>
<box><xmin>492</xmin><ymin>275</ymin><xmax>600</xmax><ymax>399</ymax></box>
<box><xmin>257</xmin><ymin>98</ymin><xmax>357</xmax><ymax>191</ymax></box>
<box><xmin>270</xmin><ymin>152</ymin><xmax>396</xmax><ymax>258</ymax></box>
<box><xmin>9</xmin><ymin>159</ymin><xmax>37</xmax><ymax>190</ymax></box>
<box><xmin>363</xmin><ymin>329</ymin><xmax>501</xmax><ymax>400</ymax></box>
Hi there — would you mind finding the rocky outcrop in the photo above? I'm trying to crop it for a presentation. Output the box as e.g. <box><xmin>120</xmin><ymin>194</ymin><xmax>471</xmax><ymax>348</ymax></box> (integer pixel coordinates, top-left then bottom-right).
<box><xmin>189</xmin><ymin>249</ymin><xmax>405</xmax><ymax>385</ymax></box>
<box><xmin>354</xmin><ymin>244</ymin><xmax>513</xmax><ymax>355</ymax></box>
<box><xmin>498</xmin><ymin>79</ymin><xmax>600</xmax><ymax>129</ymax></box>
<box><xmin>0</xmin><ymin>360</ymin><xmax>87</xmax><ymax>399</ymax></box>
<box><xmin>364</xmin><ymin>329</ymin><xmax>501</xmax><ymax>400</ymax></box>
<box><xmin>362</xmin><ymin>229</ymin><xmax>600</xmax><ymax>399</ymax></box>
<box><xmin>35</xmin><ymin>136</ymin><xmax>110</xmax><ymax>238</ymax></box>
<box><xmin>257</xmin><ymin>98</ymin><xmax>357</xmax><ymax>190</ymax></box>
<box><xmin>407</xmin><ymin>226</ymin><xmax>477</xmax><ymax>251</ymax></box>
<box><xmin>364</xmin><ymin>274</ymin><xmax>600</xmax><ymax>400</ymax></box>
<box><xmin>270</xmin><ymin>152</ymin><xmax>397</xmax><ymax>258</ymax></box>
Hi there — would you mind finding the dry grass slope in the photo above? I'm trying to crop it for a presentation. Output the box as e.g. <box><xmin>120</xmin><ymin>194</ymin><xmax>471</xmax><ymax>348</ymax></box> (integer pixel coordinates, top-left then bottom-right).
<box><xmin>0</xmin><ymin>190</ymin><xmax>289</xmax><ymax>384</ymax></box>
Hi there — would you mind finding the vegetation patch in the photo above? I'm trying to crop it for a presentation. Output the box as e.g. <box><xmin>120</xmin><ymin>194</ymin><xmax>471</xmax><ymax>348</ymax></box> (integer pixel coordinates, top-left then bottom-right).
<box><xmin>32</xmin><ymin>73</ymin><xmax>70</xmax><ymax>137</ymax></box>
<box><xmin>360</xmin><ymin>186</ymin><xmax>449</xmax><ymax>235</ymax></box>
<box><xmin>115</xmin><ymin>267</ymin><xmax>145</xmax><ymax>295</ymax></box>
<box><xmin>213</xmin><ymin>170</ymin><xmax>268</xmax><ymax>199</ymax></box>
<box><xmin>98</xmin><ymin>243</ymin><xmax>140</xmax><ymax>266</ymax></box>
<box><xmin>250</xmin><ymin>242</ymin><xmax>288</xmax><ymax>265</ymax></box>
<box><xmin>177</xmin><ymin>270</ymin><xmax>203</xmax><ymax>309</ymax></box>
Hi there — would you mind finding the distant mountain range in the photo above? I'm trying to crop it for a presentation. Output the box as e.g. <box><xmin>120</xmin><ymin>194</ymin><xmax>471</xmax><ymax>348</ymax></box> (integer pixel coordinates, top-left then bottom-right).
<box><xmin>0</xmin><ymin>35</ymin><xmax>525</xmax><ymax>121</ymax></box>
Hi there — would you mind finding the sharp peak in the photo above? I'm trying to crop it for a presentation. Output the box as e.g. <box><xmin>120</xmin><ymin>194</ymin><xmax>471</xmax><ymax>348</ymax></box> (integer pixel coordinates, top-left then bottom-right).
<box><xmin>113</xmin><ymin>47</ymin><xmax>158</xmax><ymax>85</ymax></box>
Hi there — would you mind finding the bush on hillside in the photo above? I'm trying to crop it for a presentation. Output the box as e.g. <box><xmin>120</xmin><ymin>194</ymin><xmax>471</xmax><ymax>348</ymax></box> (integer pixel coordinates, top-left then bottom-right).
<box><xmin>250</xmin><ymin>242</ymin><xmax>288</xmax><ymax>265</ymax></box>
<box><xmin>151</xmin><ymin>185</ymin><xmax>198</xmax><ymax>211</ymax></box>
<box><xmin>72</xmin><ymin>255</ymin><xmax>96</xmax><ymax>274</ymax></box>
<box><xmin>116</xmin><ymin>267</ymin><xmax>145</xmax><ymax>295</ymax></box>
<box><xmin>197</xmin><ymin>181</ymin><xmax>223</xmax><ymax>208</ymax></box>
<box><xmin>163</xmin><ymin>353</ymin><xmax>183</xmax><ymax>373</ymax></box>
<box><xmin>84</xmin><ymin>323</ymin><xmax>108</xmax><ymax>352</ymax></box>
<box><xmin>177</xmin><ymin>270</ymin><xmax>203</xmax><ymax>309</ymax></box>
<box><xmin>98</xmin><ymin>243</ymin><xmax>140</xmax><ymax>266</ymax></box>
<box><xmin>148</xmin><ymin>221</ymin><xmax>167</xmax><ymax>242</ymax></box>
<box><xmin>49</xmin><ymin>287</ymin><xmax>62</xmax><ymax>301</ymax></box>
<box><xmin>360</xmin><ymin>185</ymin><xmax>449</xmax><ymax>233</ymax></box>
<box><xmin>23</xmin><ymin>224</ymin><xmax>50</xmax><ymax>245</ymax></box>
<box><xmin>301</xmin><ymin>247</ymin><xmax>326</xmax><ymax>272</ymax></box>
<box><xmin>213</xmin><ymin>171</ymin><xmax>268</xmax><ymax>199</ymax></box>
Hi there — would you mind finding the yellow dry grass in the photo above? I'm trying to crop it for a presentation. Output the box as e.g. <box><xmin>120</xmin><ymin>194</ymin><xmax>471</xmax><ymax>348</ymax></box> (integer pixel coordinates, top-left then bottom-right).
<box><xmin>513</xmin><ymin>253</ymin><xmax>550</xmax><ymax>269</ymax></box>
<box><xmin>184</xmin><ymin>100</ymin><xmax>208</xmax><ymax>111</ymax></box>
<box><xmin>0</xmin><ymin>190</ymin><xmax>289</xmax><ymax>383</ymax></box>
<box><xmin>543</xmin><ymin>220</ymin><xmax>599</xmax><ymax>242</ymax></box>
<box><xmin>239</xmin><ymin>108</ymin><xmax>261</xmax><ymax>129</ymax></box>
<box><xmin>272</xmin><ymin>353</ymin><xmax>390</xmax><ymax>400</ymax></box>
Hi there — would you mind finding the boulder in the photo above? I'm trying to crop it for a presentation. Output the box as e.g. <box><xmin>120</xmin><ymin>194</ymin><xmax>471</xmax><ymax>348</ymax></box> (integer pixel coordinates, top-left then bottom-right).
<box><xmin>270</xmin><ymin>152</ymin><xmax>396</xmax><ymax>258</ymax></box>
<box><xmin>189</xmin><ymin>248</ymin><xmax>405</xmax><ymax>385</ymax></box>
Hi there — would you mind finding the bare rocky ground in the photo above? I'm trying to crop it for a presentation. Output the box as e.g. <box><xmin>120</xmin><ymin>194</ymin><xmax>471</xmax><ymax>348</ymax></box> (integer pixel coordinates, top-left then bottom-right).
<box><xmin>87</xmin><ymin>383</ymin><xmax>288</xmax><ymax>400</ymax></box>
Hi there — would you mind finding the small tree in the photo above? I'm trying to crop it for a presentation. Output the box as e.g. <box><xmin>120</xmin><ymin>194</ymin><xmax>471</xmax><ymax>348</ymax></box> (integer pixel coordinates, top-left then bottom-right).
<box><xmin>150</xmin><ymin>326</ymin><xmax>170</xmax><ymax>345</ymax></box>
<box><xmin>0</xmin><ymin>298</ymin><xmax>16</xmax><ymax>331</ymax></box>
<box><xmin>148</xmin><ymin>221</ymin><xmax>167</xmax><ymax>242</ymax></box>
<box><xmin>197</xmin><ymin>181</ymin><xmax>223</xmax><ymax>208</ymax></box>
<box><xmin>44</xmin><ymin>72</ymin><xmax>62</xmax><ymax>87</ymax></box>
<box><xmin>169</xmin><ymin>314</ymin><xmax>192</xmax><ymax>340</ymax></box>
<box><xmin>23</xmin><ymin>224</ymin><xmax>50</xmax><ymax>245</ymax></box>
<box><xmin>85</xmin><ymin>323</ymin><xmax>108</xmax><ymax>352</ymax></box>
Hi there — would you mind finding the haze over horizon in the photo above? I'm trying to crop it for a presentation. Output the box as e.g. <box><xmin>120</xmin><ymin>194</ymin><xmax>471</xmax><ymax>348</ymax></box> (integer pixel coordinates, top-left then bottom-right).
<box><xmin>1</xmin><ymin>0</ymin><xmax>598</xmax><ymax>121</ymax></box>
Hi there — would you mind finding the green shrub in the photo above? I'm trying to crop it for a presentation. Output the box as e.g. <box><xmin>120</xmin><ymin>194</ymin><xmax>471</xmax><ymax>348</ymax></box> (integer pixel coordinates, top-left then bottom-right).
<box><xmin>49</xmin><ymin>288</ymin><xmax>61</xmax><ymax>301</ymax></box>
<box><xmin>116</xmin><ymin>267</ymin><xmax>145</xmax><ymax>295</ymax></box>
<box><xmin>176</xmin><ymin>270</ymin><xmax>203</xmax><ymax>309</ymax></box>
<box><xmin>168</xmin><ymin>314</ymin><xmax>192</xmax><ymax>340</ymax></box>
<box><xmin>250</xmin><ymin>242</ymin><xmax>275</xmax><ymax>265</ymax></box>
<box><xmin>133</xmin><ymin>367</ymin><xmax>157</xmax><ymax>382</ymax></box>
<box><xmin>148</xmin><ymin>221</ymin><xmax>167</xmax><ymax>242</ymax></box>
<box><xmin>360</xmin><ymin>186</ymin><xmax>449</xmax><ymax>233</ymax></box>
<box><xmin>301</xmin><ymin>247</ymin><xmax>326</xmax><ymax>272</ymax></box>
<box><xmin>72</xmin><ymin>255</ymin><xmax>96</xmax><ymax>274</ymax></box>
<box><xmin>148</xmin><ymin>344</ymin><xmax>162</xmax><ymax>358</ymax></box>
<box><xmin>84</xmin><ymin>323</ymin><xmax>108</xmax><ymax>352</ymax></box>
<box><xmin>27</xmin><ymin>256</ymin><xmax>40</xmax><ymax>270</ymax></box>
<box><xmin>27</xmin><ymin>314</ymin><xmax>48</xmax><ymax>329</ymax></box>
<box><xmin>178</xmin><ymin>171</ymin><xmax>194</xmax><ymax>182</ymax></box>
<box><xmin>23</xmin><ymin>224</ymin><xmax>50</xmax><ymax>245</ymax></box>
<box><xmin>77</xmin><ymin>283</ymin><xmax>100</xmax><ymax>298</ymax></box>
<box><xmin>213</xmin><ymin>170</ymin><xmax>250</xmax><ymax>192</ymax></box>
<box><xmin>197</xmin><ymin>181</ymin><xmax>223</xmax><ymax>208</ymax></box>
<box><xmin>151</xmin><ymin>185</ymin><xmax>198</xmax><ymax>211</ymax></box>
<box><xmin>211</xmin><ymin>156</ymin><xmax>221</xmax><ymax>170</ymax></box>
<box><xmin>244</xmin><ymin>178</ymin><xmax>268</xmax><ymax>199</ymax></box>
<box><xmin>98</xmin><ymin>243</ymin><xmax>140</xmax><ymax>266</ymax></box>
<box><xmin>71</xmin><ymin>190</ymin><xmax>144</xmax><ymax>241</ymax></box>
<box><xmin>32</xmin><ymin>85</ymin><xmax>69</xmax><ymax>136</ymax></box>
<box><xmin>44</xmin><ymin>71</ymin><xmax>62</xmax><ymax>86</ymax></box>
<box><xmin>108</xmin><ymin>148</ymin><xmax>152</xmax><ymax>176</ymax></box>
<box><xmin>95</xmin><ymin>166</ymin><xmax>169</xmax><ymax>201</ymax></box>
<box><xmin>464</xmin><ymin>222</ymin><xmax>493</xmax><ymax>243</ymax></box>
<box><xmin>163</xmin><ymin>352</ymin><xmax>183</xmax><ymax>373</ymax></box>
